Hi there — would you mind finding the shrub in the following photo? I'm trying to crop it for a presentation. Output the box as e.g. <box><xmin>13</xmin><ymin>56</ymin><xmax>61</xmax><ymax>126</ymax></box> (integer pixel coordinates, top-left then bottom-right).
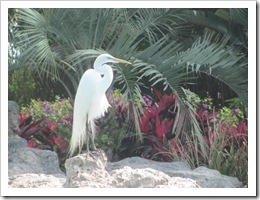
<box><xmin>19</xmin><ymin>96</ymin><xmax>73</xmax><ymax>170</ymax></box>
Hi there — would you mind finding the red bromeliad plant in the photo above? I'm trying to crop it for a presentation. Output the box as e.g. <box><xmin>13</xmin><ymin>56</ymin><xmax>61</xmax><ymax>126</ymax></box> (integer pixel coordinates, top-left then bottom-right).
<box><xmin>18</xmin><ymin>97</ymin><xmax>73</xmax><ymax>167</ymax></box>
<box><xmin>19</xmin><ymin>112</ymin><xmax>45</xmax><ymax>139</ymax></box>
<box><xmin>119</xmin><ymin>88</ymin><xmax>180</xmax><ymax>161</ymax></box>
<box><xmin>140</xmin><ymin>88</ymin><xmax>176</xmax><ymax>139</ymax></box>
<box><xmin>19</xmin><ymin>111</ymin><xmax>68</xmax><ymax>157</ymax></box>
<box><xmin>118</xmin><ymin>88</ymin><xmax>247</xmax><ymax>165</ymax></box>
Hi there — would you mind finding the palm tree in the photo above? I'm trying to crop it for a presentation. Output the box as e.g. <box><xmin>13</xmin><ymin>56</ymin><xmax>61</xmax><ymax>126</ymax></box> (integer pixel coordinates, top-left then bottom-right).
<box><xmin>9</xmin><ymin>8</ymin><xmax>248</xmax><ymax>164</ymax></box>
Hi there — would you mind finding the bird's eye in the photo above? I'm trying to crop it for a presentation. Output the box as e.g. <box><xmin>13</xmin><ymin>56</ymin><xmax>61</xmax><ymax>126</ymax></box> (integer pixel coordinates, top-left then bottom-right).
<box><xmin>105</xmin><ymin>62</ymin><xmax>113</xmax><ymax>65</ymax></box>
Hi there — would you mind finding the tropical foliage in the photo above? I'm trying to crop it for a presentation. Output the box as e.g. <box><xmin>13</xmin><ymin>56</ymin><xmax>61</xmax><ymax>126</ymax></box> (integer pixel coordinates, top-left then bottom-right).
<box><xmin>9</xmin><ymin>8</ymin><xmax>248</xmax><ymax>184</ymax></box>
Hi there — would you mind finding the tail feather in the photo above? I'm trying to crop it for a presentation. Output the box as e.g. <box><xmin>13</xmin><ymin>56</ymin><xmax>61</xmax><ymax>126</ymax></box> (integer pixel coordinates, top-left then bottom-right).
<box><xmin>68</xmin><ymin>112</ymin><xmax>88</xmax><ymax>157</ymax></box>
<box><xmin>69</xmin><ymin>115</ymin><xmax>97</xmax><ymax>157</ymax></box>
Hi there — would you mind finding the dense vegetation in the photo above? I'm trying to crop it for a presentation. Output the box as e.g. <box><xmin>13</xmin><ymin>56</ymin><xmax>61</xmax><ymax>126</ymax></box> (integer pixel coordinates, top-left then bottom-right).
<box><xmin>9</xmin><ymin>8</ymin><xmax>248</xmax><ymax>186</ymax></box>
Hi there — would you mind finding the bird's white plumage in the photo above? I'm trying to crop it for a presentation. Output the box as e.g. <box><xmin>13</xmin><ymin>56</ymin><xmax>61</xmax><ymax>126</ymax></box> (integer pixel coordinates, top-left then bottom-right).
<box><xmin>68</xmin><ymin>54</ymin><xmax>130</xmax><ymax>156</ymax></box>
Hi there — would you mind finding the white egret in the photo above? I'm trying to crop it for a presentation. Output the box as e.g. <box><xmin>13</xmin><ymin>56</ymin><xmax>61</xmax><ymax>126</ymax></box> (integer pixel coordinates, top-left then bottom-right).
<box><xmin>69</xmin><ymin>54</ymin><xmax>131</xmax><ymax>157</ymax></box>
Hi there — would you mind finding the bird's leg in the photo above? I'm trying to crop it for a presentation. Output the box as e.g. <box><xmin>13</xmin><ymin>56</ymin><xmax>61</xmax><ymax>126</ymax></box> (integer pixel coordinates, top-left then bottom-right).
<box><xmin>85</xmin><ymin>120</ymin><xmax>97</xmax><ymax>160</ymax></box>
<box><xmin>90</xmin><ymin>130</ymin><xmax>97</xmax><ymax>151</ymax></box>
<box><xmin>85</xmin><ymin>120</ymin><xmax>90</xmax><ymax>153</ymax></box>
<box><xmin>90</xmin><ymin>120</ymin><xmax>97</xmax><ymax>151</ymax></box>
<box><xmin>91</xmin><ymin>136</ymin><xmax>96</xmax><ymax>150</ymax></box>
<box><xmin>91</xmin><ymin>125</ymin><xmax>103</xmax><ymax>156</ymax></box>
<box><xmin>86</xmin><ymin>130</ymin><xmax>90</xmax><ymax>153</ymax></box>
<box><xmin>88</xmin><ymin>133</ymin><xmax>98</xmax><ymax>161</ymax></box>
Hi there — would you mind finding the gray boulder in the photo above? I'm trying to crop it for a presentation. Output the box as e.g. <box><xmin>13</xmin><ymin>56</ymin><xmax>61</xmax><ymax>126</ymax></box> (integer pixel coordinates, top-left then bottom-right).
<box><xmin>8</xmin><ymin>173</ymin><xmax>66</xmax><ymax>188</ymax></box>
<box><xmin>65</xmin><ymin>151</ymin><xmax>115</xmax><ymax>188</ymax></box>
<box><xmin>8</xmin><ymin>137</ymin><xmax>65</xmax><ymax>177</ymax></box>
<box><xmin>107</xmin><ymin>157</ymin><xmax>243</xmax><ymax>188</ymax></box>
<box><xmin>109</xmin><ymin>166</ymin><xmax>199</xmax><ymax>188</ymax></box>
<box><xmin>65</xmin><ymin>153</ymin><xmax>242</xmax><ymax>188</ymax></box>
<box><xmin>8</xmin><ymin>101</ymin><xmax>20</xmax><ymax>137</ymax></box>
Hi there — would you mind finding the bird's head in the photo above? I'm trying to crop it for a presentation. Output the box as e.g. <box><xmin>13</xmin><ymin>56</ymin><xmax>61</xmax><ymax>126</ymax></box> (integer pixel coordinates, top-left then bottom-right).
<box><xmin>95</xmin><ymin>54</ymin><xmax>131</xmax><ymax>66</ymax></box>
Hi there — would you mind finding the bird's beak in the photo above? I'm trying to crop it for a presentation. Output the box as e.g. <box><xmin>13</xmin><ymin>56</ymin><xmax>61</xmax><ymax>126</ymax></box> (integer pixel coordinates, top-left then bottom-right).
<box><xmin>113</xmin><ymin>57</ymin><xmax>131</xmax><ymax>65</ymax></box>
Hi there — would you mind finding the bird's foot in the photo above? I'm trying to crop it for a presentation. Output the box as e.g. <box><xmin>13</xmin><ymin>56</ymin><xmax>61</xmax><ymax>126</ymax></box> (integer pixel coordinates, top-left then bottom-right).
<box><xmin>85</xmin><ymin>150</ymin><xmax>98</xmax><ymax>161</ymax></box>
<box><xmin>94</xmin><ymin>148</ymin><xmax>104</xmax><ymax>155</ymax></box>
<box><xmin>91</xmin><ymin>144</ymin><xmax>102</xmax><ymax>155</ymax></box>
<box><xmin>86</xmin><ymin>149</ymin><xmax>105</xmax><ymax>160</ymax></box>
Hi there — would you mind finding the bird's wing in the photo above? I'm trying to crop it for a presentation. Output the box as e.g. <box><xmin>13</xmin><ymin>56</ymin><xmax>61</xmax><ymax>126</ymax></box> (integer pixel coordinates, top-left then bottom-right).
<box><xmin>69</xmin><ymin>69</ymin><xmax>99</xmax><ymax>155</ymax></box>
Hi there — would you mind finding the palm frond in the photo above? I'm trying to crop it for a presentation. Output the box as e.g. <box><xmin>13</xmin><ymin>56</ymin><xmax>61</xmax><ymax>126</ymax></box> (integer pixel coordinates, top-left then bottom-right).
<box><xmin>179</xmin><ymin>9</ymin><xmax>246</xmax><ymax>45</ymax></box>
<box><xmin>183</xmin><ymin>32</ymin><xmax>248</xmax><ymax>108</ymax></box>
<box><xmin>15</xmin><ymin>9</ymin><xmax>57</xmax><ymax>78</ymax></box>
<box><xmin>127</xmin><ymin>8</ymin><xmax>192</xmax><ymax>44</ymax></box>
<box><xmin>229</xmin><ymin>8</ymin><xmax>248</xmax><ymax>27</ymax></box>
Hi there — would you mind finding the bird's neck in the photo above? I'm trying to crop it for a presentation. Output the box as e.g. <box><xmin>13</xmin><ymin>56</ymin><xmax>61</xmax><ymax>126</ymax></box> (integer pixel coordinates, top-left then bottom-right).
<box><xmin>95</xmin><ymin>64</ymin><xmax>114</xmax><ymax>93</ymax></box>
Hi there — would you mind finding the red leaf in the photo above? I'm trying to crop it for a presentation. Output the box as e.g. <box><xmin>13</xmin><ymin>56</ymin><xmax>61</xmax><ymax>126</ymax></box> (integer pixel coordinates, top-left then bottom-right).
<box><xmin>52</xmin><ymin>135</ymin><xmax>66</xmax><ymax>148</ymax></box>
<box><xmin>19</xmin><ymin>119</ymin><xmax>44</xmax><ymax>138</ymax></box>
<box><xmin>140</xmin><ymin>106</ymin><xmax>159</xmax><ymax>133</ymax></box>
<box><xmin>157</xmin><ymin>93</ymin><xmax>176</xmax><ymax>114</ymax></box>
<box><xmin>237</xmin><ymin>121</ymin><xmax>247</xmax><ymax>134</ymax></box>
<box><xmin>27</xmin><ymin>139</ymin><xmax>37</xmax><ymax>148</ymax></box>
<box><xmin>48</xmin><ymin>137</ymin><xmax>55</xmax><ymax>146</ymax></box>
<box><xmin>19</xmin><ymin>112</ymin><xmax>28</xmax><ymax>124</ymax></box>
<box><xmin>48</xmin><ymin>120</ymin><xmax>56</xmax><ymax>131</ymax></box>
<box><xmin>140</xmin><ymin>114</ymin><xmax>151</xmax><ymax>133</ymax></box>
<box><xmin>153</xmin><ymin>88</ymin><xmax>162</xmax><ymax>101</ymax></box>
<box><xmin>155</xmin><ymin>116</ymin><xmax>173</xmax><ymax>139</ymax></box>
